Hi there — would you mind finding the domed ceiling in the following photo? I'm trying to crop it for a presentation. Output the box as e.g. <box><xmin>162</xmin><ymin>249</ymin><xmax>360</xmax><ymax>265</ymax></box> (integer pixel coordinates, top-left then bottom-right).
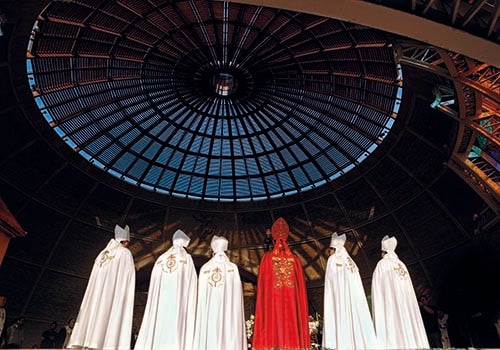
<box><xmin>27</xmin><ymin>0</ymin><xmax>399</xmax><ymax>202</ymax></box>
<box><xmin>0</xmin><ymin>0</ymin><xmax>498</xmax><ymax>347</ymax></box>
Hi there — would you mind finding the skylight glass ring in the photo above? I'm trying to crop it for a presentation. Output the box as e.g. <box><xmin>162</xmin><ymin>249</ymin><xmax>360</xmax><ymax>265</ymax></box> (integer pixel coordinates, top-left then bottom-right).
<box><xmin>27</xmin><ymin>0</ymin><xmax>400</xmax><ymax>202</ymax></box>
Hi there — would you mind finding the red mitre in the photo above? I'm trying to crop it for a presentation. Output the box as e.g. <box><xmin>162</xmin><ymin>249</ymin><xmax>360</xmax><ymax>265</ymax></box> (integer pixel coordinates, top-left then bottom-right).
<box><xmin>271</xmin><ymin>217</ymin><xmax>289</xmax><ymax>240</ymax></box>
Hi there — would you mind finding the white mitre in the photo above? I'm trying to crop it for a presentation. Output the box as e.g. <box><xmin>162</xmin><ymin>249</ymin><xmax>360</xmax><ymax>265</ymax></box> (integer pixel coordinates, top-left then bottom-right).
<box><xmin>211</xmin><ymin>235</ymin><xmax>228</xmax><ymax>254</ymax></box>
<box><xmin>330</xmin><ymin>232</ymin><xmax>346</xmax><ymax>249</ymax></box>
<box><xmin>172</xmin><ymin>229</ymin><xmax>190</xmax><ymax>247</ymax></box>
<box><xmin>114</xmin><ymin>224</ymin><xmax>130</xmax><ymax>241</ymax></box>
<box><xmin>381</xmin><ymin>235</ymin><xmax>397</xmax><ymax>252</ymax></box>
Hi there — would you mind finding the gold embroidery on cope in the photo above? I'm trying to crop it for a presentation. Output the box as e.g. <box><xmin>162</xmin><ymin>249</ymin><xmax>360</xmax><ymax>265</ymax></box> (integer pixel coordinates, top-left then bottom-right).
<box><xmin>98</xmin><ymin>250</ymin><xmax>115</xmax><ymax>267</ymax></box>
<box><xmin>209</xmin><ymin>266</ymin><xmax>224</xmax><ymax>287</ymax></box>
<box><xmin>346</xmin><ymin>257</ymin><xmax>358</xmax><ymax>273</ymax></box>
<box><xmin>272</xmin><ymin>257</ymin><xmax>295</xmax><ymax>288</ymax></box>
<box><xmin>157</xmin><ymin>253</ymin><xmax>178</xmax><ymax>273</ymax></box>
<box><xmin>393</xmin><ymin>263</ymin><xmax>409</xmax><ymax>278</ymax></box>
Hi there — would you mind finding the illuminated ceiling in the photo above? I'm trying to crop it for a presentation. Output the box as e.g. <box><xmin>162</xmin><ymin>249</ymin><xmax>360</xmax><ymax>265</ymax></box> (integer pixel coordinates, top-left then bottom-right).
<box><xmin>28</xmin><ymin>0</ymin><xmax>400</xmax><ymax>202</ymax></box>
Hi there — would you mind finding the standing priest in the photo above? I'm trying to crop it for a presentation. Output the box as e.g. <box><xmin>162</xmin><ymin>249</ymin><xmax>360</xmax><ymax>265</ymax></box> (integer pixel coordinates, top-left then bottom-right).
<box><xmin>194</xmin><ymin>235</ymin><xmax>247</xmax><ymax>350</ymax></box>
<box><xmin>322</xmin><ymin>232</ymin><xmax>378</xmax><ymax>350</ymax></box>
<box><xmin>135</xmin><ymin>229</ymin><xmax>197</xmax><ymax>350</ymax></box>
<box><xmin>68</xmin><ymin>224</ymin><xmax>136</xmax><ymax>350</ymax></box>
<box><xmin>252</xmin><ymin>217</ymin><xmax>310</xmax><ymax>350</ymax></box>
<box><xmin>371</xmin><ymin>235</ymin><xmax>429</xmax><ymax>350</ymax></box>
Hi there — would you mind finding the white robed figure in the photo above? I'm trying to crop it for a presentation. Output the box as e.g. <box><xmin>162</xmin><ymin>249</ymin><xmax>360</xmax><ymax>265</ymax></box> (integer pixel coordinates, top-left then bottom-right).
<box><xmin>322</xmin><ymin>232</ymin><xmax>379</xmax><ymax>350</ymax></box>
<box><xmin>134</xmin><ymin>229</ymin><xmax>197</xmax><ymax>350</ymax></box>
<box><xmin>194</xmin><ymin>235</ymin><xmax>247</xmax><ymax>350</ymax></box>
<box><xmin>68</xmin><ymin>224</ymin><xmax>135</xmax><ymax>350</ymax></box>
<box><xmin>371</xmin><ymin>235</ymin><xmax>429</xmax><ymax>350</ymax></box>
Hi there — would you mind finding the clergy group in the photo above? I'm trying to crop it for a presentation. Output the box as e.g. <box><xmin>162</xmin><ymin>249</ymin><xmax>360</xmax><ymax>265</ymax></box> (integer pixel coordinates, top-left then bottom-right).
<box><xmin>65</xmin><ymin>219</ymin><xmax>430</xmax><ymax>350</ymax></box>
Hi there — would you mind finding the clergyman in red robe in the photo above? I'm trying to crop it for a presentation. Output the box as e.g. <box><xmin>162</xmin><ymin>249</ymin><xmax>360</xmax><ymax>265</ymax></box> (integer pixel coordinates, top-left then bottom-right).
<box><xmin>252</xmin><ymin>217</ymin><xmax>310</xmax><ymax>350</ymax></box>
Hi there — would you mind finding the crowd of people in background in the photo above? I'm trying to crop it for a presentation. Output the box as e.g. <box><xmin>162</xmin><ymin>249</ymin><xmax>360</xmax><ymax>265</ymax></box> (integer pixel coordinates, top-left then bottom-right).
<box><xmin>0</xmin><ymin>316</ymin><xmax>75</xmax><ymax>349</ymax></box>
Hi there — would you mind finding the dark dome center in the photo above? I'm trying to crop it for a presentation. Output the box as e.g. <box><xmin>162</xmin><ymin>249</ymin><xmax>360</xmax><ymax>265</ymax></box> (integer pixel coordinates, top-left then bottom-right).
<box><xmin>211</xmin><ymin>72</ymin><xmax>238</xmax><ymax>96</ymax></box>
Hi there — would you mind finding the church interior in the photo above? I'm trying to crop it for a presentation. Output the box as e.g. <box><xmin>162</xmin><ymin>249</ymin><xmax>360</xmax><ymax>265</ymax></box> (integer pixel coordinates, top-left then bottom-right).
<box><xmin>0</xmin><ymin>0</ymin><xmax>499</xmax><ymax>348</ymax></box>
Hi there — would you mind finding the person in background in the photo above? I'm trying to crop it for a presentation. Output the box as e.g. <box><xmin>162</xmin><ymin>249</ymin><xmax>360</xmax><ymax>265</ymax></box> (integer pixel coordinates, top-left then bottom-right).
<box><xmin>264</xmin><ymin>229</ymin><xmax>273</xmax><ymax>251</ymax></box>
<box><xmin>437</xmin><ymin>309</ymin><xmax>451</xmax><ymax>348</ymax></box>
<box><xmin>418</xmin><ymin>295</ymin><xmax>442</xmax><ymax>348</ymax></box>
<box><xmin>40</xmin><ymin>321</ymin><xmax>58</xmax><ymax>348</ymax></box>
<box><xmin>55</xmin><ymin>317</ymin><xmax>75</xmax><ymax>348</ymax></box>
<box><xmin>0</xmin><ymin>296</ymin><xmax>6</xmax><ymax>347</ymax></box>
<box><xmin>371</xmin><ymin>235</ymin><xmax>429</xmax><ymax>350</ymax></box>
<box><xmin>130</xmin><ymin>325</ymin><xmax>138</xmax><ymax>349</ymax></box>
<box><xmin>67</xmin><ymin>224</ymin><xmax>135</xmax><ymax>350</ymax></box>
<box><xmin>5</xmin><ymin>317</ymin><xmax>24</xmax><ymax>348</ymax></box>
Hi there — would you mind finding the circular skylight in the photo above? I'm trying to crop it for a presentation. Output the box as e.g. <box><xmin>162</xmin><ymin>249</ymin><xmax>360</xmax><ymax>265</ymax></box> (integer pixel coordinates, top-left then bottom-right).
<box><xmin>26</xmin><ymin>0</ymin><xmax>401</xmax><ymax>202</ymax></box>
<box><xmin>212</xmin><ymin>72</ymin><xmax>238</xmax><ymax>96</ymax></box>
